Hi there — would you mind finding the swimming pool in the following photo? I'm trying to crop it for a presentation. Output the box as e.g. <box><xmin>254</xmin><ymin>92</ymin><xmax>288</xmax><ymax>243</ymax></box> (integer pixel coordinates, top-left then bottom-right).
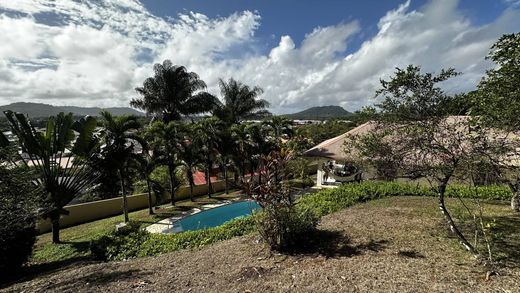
<box><xmin>168</xmin><ymin>200</ymin><xmax>261</xmax><ymax>233</ymax></box>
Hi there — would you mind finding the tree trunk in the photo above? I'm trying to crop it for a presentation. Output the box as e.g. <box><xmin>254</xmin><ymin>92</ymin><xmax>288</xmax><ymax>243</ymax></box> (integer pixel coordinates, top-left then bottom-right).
<box><xmin>51</xmin><ymin>214</ymin><xmax>60</xmax><ymax>244</ymax></box>
<box><xmin>119</xmin><ymin>169</ymin><xmax>129</xmax><ymax>223</ymax></box>
<box><xmin>169</xmin><ymin>165</ymin><xmax>176</xmax><ymax>206</ymax></box>
<box><xmin>206</xmin><ymin>164</ymin><xmax>212</xmax><ymax>198</ymax></box>
<box><xmin>146</xmin><ymin>179</ymin><xmax>154</xmax><ymax>215</ymax></box>
<box><xmin>512</xmin><ymin>192</ymin><xmax>520</xmax><ymax>212</ymax></box>
<box><xmin>438</xmin><ymin>183</ymin><xmax>479</xmax><ymax>257</ymax></box>
<box><xmin>224</xmin><ymin>161</ymin><xmax>229</xmax><ymax>194</ymax></box>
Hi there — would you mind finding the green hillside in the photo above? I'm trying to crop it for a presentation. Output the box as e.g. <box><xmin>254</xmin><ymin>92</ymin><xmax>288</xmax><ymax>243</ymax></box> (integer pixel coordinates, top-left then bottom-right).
<box><xmin>283</xmin><ymin>105</ymin><xmax>352</xmax><ymax>120</ymax></box>
<box><xmin>0</xmin><ymin>102</ymin><xmax>144</xmax><ymax>118</ymax></box>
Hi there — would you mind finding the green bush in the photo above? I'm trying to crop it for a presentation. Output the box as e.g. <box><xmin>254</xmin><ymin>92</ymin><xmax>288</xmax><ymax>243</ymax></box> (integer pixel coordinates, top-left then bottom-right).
<box><xmin>0</xmin><ymin>164</ymin><xmax>38</xmax><ymax>277</ymax></box>
<box><xmin>91</xmin><ymin>217</ymin><xmax>255</xmax><ymax>261</ymax></box>
<box><xmin>297</xmin><ymin>181</ymin><xmax>511</xmax><ymax>217</ymax></box>
<box><xmin>253</xmin><ymin>205</ymin><xmax>318</xmax><ymax>251</ymax></box>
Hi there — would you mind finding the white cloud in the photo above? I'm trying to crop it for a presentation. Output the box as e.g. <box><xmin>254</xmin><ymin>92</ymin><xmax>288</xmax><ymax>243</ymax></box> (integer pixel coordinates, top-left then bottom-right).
<box><xmin>0</xmin><ymin>0</ymin><xmax>519</xmax><ymax>113</ymax></box>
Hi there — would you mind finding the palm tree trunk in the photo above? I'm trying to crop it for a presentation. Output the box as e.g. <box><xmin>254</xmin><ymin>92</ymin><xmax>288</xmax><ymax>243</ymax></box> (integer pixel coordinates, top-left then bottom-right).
<box><xmin>119</xmin><ymin>169</ymin><xmax>129</xmax><ymax>222</ymax></box>
<box><xmin>51</xmin><ymin>213</ymin><xmax>60</xmax><ymax>244</ymax></box>
<box><xmin>146</xmin><ymin>178</ymin><xmax>154</xmax><ymax>215</ymax></box>
<box><xmin>169</xmin><ymin>166</ymin><xmax>176</xmax><ymax>206</ymax></box>
<box><xmin>206</xmin><ymin>164</ymin><xmax>212</xmax><ymax>198</ymax></box>
<box><xmin>224</xmin><ymin>161</ymin><xmax>229</xmax><ymax>194</ymax></box>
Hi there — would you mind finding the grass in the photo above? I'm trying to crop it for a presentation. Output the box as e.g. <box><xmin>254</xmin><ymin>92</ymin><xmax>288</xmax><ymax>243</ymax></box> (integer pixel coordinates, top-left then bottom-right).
<box><xmin>31</xmin><ymin>190</ymin><xmax>244</xmax><ymax>264</ymax></box>
<box><xmin>8</xmin><ymin>196</ymin><xmax>520</xmax><ymax>292</ymax></box>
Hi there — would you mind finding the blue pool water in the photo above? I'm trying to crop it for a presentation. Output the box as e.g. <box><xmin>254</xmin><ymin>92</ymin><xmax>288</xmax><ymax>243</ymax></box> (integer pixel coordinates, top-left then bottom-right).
<box><xmin>170</xmin><ymin>201</ymin><xmax>261</xmax><ymax>233</ymax></box>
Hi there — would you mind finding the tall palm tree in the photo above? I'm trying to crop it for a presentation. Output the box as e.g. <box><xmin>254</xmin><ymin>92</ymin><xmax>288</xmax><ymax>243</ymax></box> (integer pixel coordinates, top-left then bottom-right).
<box><xmin>134</xmin><ymin>142</ymin><xmax>161</xmax><ymax>215</ymax></box>
<box><xmin>99</xmin><ymin>111</ymin><xmax>143</xmax><ymax>222</ymax></box>
<box><xmin>4</xmin><ymin>111</ymin><xmax>99</xmax><ymax>243</ymax></box>
<box><xmin>177</xmin><ymin>133</ymin><xmax>202</xmax><ymax>201</ymax></box>
<box><xmin>146</xmin><ymin>121</ymin><xmax>183</xmax><ymax>205</ymax></box>
<box><xmin>194</xmin><ymin>118</ymin><xmax>223</xmax><ymax>197</ymax></box>
<box><xmin>213</xmin><ymin>78</ymin><xmax>270</xmax><ymax>125</ymax></box>
<box><xmin>131</xmin><ymin>60</ymin><xmax>219</xmax><ymax>122</ymax></box>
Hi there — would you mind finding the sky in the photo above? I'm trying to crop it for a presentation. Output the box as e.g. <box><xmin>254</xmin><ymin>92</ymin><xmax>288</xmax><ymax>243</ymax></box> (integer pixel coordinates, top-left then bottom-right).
<box><xmin>0</xmin><ymin>0</ymin><xmax>519</xmax><ymax>114</ymax></box>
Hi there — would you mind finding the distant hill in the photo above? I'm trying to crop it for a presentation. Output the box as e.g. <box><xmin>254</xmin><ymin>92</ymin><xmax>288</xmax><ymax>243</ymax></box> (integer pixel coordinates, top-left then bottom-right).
<box><xmin>0</xmin><ymin>102</ymin><xmax>144</xmax><ymax>118</ymax></box>
<box><xmin>282</xmin><ymin>105</ymin><xmax>352</xmax><ymax>120</ymax></box>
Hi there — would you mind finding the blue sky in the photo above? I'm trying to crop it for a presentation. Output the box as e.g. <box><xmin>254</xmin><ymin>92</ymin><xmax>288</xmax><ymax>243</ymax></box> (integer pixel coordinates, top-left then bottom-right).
<box><xmin>141</xmin><ymin>0</ymin><xmax>509</xmax><ymax>55</ymax></box>
<box><xmin>0</xmin><ymin>0</ymin><xmax>519</xmax><ymax>113</ymax></box>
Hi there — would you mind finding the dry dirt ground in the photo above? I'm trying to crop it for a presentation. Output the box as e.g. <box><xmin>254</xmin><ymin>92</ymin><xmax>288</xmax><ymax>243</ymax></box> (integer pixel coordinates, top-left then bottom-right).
<box><xmin>4</xmin><ymin>196</ymin><xmax>520</xmax><ymax>292</ymax></box>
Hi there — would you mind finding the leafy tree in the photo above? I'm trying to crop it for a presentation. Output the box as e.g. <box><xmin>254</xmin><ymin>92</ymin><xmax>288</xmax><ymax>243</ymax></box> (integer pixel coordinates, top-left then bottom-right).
<box><xmin>98</xmin><ymin>111</ymin><xmax>143</xmax><ymax>222</ymax></box>
<box><xmin>213</xmin><ymin>78</ymin><xmax>270</xmax><ymax>124</ymax></box>
<box><xmin>371</xmin><ymin>65</ymin><xmax>484</xmax><ymax>257</ymax></box>
<box><xmin>4</xmin><ymin>111</ymin><xmax>99</xmax><ymax>243</ymax></box>
<box><xmin>131</xmin><ymin>60</ymin><xmax>219</xmax><ymax>122</ymax></box>
<box><xmin>473</xmin><ymin>33</ymin><xmax>520</xmax><ymax>211</ymax></box>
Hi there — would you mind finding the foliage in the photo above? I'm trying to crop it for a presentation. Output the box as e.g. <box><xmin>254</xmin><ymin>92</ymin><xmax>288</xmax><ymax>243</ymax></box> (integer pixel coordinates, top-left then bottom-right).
<box><xmin>295</xmin><ymin>119</ymin><xmax>355</xmax><ymax>146</ymax></box>
<box><xmin>213</xmin><ymin>78</ymin><xmax>270</xmax><ymax>124</ymax></box>
<box><xmin>4</xmin><ymin>111</ymin><xmax>99</xmax><ymax>243</ymax></box>
<box><xmin>246</xmin><ymin>151</ymin><xmax>319</xmax><ymax>251</ymax></box>
<box><xmin>131</xmin><ymin>60</ymin><xmax>218</xmax><ymax>122</ymax></box>
<box><xmin>90</xmin><ymin>217</ymin><xmax>255</xmax><ymax>261</ymax></box>
<box><xmin>0</xmin><ymin>162</ymin><xmax>39</xmax><ymax>276</ymax></box>
<box><xmin>297</xmin><ymin>181</ymin><xmax>511</xmax><ymax>218</ymax></box>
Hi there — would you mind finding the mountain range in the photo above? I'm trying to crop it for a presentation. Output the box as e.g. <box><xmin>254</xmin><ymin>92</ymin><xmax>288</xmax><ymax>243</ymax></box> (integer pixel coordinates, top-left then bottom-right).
<box><xmin>282</xmin><ymin>105</ymin><xmax>352</xmax><ymax>120</ymax></box>
<box><xmin>0</xmin><ymin>102</ymin><xmax>144</xmax><ymax>118</ymax></box>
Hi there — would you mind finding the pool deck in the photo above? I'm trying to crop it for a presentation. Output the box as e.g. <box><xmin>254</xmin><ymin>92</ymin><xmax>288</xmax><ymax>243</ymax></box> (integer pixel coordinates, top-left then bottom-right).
<box><xmin>146</xmin><ymin>201</ymin><xmax>234</xmax><ymax>234</ymax></box>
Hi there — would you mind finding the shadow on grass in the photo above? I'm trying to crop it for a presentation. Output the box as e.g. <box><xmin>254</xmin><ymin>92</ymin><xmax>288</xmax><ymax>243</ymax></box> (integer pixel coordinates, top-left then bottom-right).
<box><xmin>489</xmin><ymin>214</ymin><xmax>520</xmax><ymax>267</ymax></box>
<box><xmin>285</xmin><ymin>229</ymin><xmax>389</xmax><ymax>258</ymax></box>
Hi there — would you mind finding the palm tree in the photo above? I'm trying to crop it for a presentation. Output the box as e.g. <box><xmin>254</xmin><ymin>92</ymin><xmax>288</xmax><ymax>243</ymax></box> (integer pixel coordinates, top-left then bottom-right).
<box><xmin>177</xmin><ymin>133</ymin><xmax>201</xmax><ymax>201</ymax></box>
<box><xmin>134</xmin><ymin>142</ymin><xmax>161</xmax><ymax>215</ymax></box>
<box><xmin>213</xmin><ymin>78</ymin><xmax>270</xmax><ymax>125</ymax></box>
<box><xmin>194</xmin><ymin>118</ymin><xmax>223</xmax><ymax>197</ymax></box>
<box><xmin>4</xmin><ymin>111</ymin><xmax>99</xmax><ymax>243</ymax></box>
<box><xmin>146</xmin><ymin>121</ymin><xmax>183</xmax><ymax>205</ymax></box>
<box><xmin>215</xmin><ymin>127</ymin><xmax>234</xmax><ymax>194</ymax></box>
<box><xmin>99</xmin><ymin>111</ymin><xmax>143</xmax><ymax>222</ymax></box>
<box><xmin>131</xmin><ymin>60</ymin><xmax>219</xmax><ymax>122</ymax></box>
<box><xmin>264</xmin><ymin>116</ymin><xmax>293</xmax><ymax>140</ymax></box>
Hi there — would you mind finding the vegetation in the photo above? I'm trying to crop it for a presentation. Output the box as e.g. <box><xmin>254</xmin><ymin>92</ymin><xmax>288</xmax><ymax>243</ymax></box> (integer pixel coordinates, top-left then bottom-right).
<box><xmin>4</xmin><ymin>111</ymin><xmax>99</xmax><ymax>243</ymax></box>
<box><xmin>131</xmin><ymin>60</ymin><xmax>218</xmax><ymax>122</ymax></box>
<box><xmin>0</xmin><ymin>102</ymin><xmax>144</xmax><ymax>118</ymax></box>
<box><xmin>0</xmin><ymin>155</ymin><xmax>39</xmax><ymax>277</ymax></box>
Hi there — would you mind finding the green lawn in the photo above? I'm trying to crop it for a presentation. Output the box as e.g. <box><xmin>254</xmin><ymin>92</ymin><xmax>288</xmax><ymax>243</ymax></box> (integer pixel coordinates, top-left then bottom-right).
<box><xmin>32</xmin><ymin>190</ymin><xmax>243</xmax><ymax>264</ymax></box>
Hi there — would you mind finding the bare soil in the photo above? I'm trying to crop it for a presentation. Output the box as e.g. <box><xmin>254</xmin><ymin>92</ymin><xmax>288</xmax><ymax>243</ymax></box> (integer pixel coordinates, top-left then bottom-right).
<box><xmin>4</xmin><ymin>197</ymin><xmax>520</xmax><ymax>292</ymax></box>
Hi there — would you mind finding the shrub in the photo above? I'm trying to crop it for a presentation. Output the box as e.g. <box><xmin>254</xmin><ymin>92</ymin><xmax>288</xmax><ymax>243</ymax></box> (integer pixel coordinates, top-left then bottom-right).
<box><xmin>90</xmin><ymin>221</ymin><xmax>149</xmax><ymax>261</ymax></box>
<box><xmin>297</xmin><ymin>181</ymin><xmax>511</xmax><ymax>217</ymax></box>
<box><xmin>0</xmin><ymin>164</ymin><xmax>38</xmax><ymax>277</ymax></box>
<box><xmin>91</xmin><ymin>217</ymin><xmax>255</xmax><ymax>261</ymax></box>
<box><xmin>254</xmin><ymin>205</ymin><xmax>318</xmax><ymax>251</ymax></box>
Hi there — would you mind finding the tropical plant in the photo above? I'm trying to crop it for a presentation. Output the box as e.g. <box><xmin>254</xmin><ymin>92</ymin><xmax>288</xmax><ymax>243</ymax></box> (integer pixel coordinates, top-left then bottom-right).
<box><xmin>134</xmin><ymin>143</ymin><xmax>161</xmax><ymax>215</ymax></box>
<box><xmin>146</xmin><ymin>121</ymin><xmax>184</xmax><ymax>204</ymax></box>
<box><xmin>264</xmin><ymin>116</ymin><xmax>293</xmax><ymax>140</ymax></box>
<box><xmin>213</xmin><ymin>78</ymin><xmax>270</xmax><ymax>124</ymax></box>
<box><xmin>4</xmin><ymin>111</ymin><xmax>99</xmax><ymax>243</ymax></box>
<box><xmin>131</xmin><ymin>60</ymin><xmax>219</xmax><ymax>122</ymax></box>
<box><xmin>98</xmin><ymin>111</ymin><xmax>143</xmax><ymax>222</ymax></box>
<box><xmin>194</xmin><ymin>118</ymin><xmax>223</xmax><ymax>197</ymax></box>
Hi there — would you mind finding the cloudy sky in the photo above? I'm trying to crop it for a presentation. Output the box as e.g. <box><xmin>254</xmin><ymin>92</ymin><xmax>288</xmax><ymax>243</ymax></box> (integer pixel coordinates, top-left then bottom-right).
<box><xmin>0</xmin><ymin>0</ymin><xmax>519</xmax><ymax>114</ymax></box>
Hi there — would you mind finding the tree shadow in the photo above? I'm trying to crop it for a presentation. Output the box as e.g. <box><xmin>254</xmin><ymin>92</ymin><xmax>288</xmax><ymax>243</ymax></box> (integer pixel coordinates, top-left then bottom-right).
<box><xmin>397</xmin><ymin>250</ymin><xmax>426</xmax><ymax>259</ymax></box>
<box><xmin>489</xmin><ymin>214</ymin><xmax>520</xmax><ymax>267</ymax></box>
<box><xmin>38</xmin><ymin>269</ymin><xmax>151</xmax><ymax>291</ymax></box>
<box><xmin>284</xmin><ymin>229</ymin><xmax>389</xmax><ymax>258</ymax></box>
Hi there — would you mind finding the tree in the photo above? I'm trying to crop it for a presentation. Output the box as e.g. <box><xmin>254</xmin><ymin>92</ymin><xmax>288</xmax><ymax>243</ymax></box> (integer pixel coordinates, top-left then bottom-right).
<box><xmin>371</xmin><ymin>65</ymin><xmax>483</xmax><ymax>257</ymax></box>
<box><xmin>131</xmin><ymin>60</ymin><xmax>219</xmax><ymax>122</ymax></box>
<box><xmin>176</xmin><ymin>126</ymin><xmax>202</xmax><ymax>201</ymax></box>
<box><xmin>146</xmin><ymin>121</ymin><xmax>184</xmax><ymax>205</ymax></box>
<box><xmin>99</xmin><ymin>111</ymin><xmax>143</xmax><ymax>222</ymax></box>
<box><xmin>213</xmin><ymin>78</ymin><xmax>270</xmax><ymax>124</ymax></box>
<box><xmin>473</xmin><ymin>33</ymin><xmax>520</xmax><ymax>211</ymax></box>
<box><xmin>264</xmin><ymin>116</ymin><xmax>293</xmax><ymax>141</ymax></box>
<box><xmin>134</xmin><ymin>142</ymin><xmax>161</xmax><ymax>215</ymax></box>
<box><xmin>194</xmin><ymin>118</ymin><xmax>222</xmax><ymax>197</ymax></box>
<box><xmin>4</xmin><ymin>111</ymin><xmax>99</xmax><ymax>243</ymax></box>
